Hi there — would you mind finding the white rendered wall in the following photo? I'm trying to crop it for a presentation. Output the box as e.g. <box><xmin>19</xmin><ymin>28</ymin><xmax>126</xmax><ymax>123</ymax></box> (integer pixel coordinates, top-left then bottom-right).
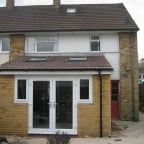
<box><xmin>59</xmin><ymin>33</ymin><xmax>119</xmax><ymax>53</ymax></box>
<box><xmin>100</xmin><ymin>33</ymin><xmax>119</xmax><ymax>52</ymax></box>
<box><xmin>105</xmin><ymin>53</ymin><xmax>120</xmax><ymax>80</ymax></box>
<box><xmin>0</xmin><ymin>53</ymin><xmax>9</xmax><ymax>65</ymax></box>
<box><xmin>59</xmin><ymin>34</ymin><xmax>89</xmax><ymax>52</ymax></box>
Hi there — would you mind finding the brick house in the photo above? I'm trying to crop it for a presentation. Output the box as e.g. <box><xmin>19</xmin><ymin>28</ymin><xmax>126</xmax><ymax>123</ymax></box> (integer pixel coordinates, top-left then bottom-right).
<box><xmin>0</xmin><ymin>0</ymin><xmax>139</xmax><ymax>137</ymax></box>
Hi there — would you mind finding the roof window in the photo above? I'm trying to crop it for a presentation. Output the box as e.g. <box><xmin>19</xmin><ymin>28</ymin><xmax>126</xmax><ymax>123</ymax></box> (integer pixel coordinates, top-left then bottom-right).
<box><xmin>69</xmin><ymin>56</ymin><xmax>87</xmax><ymax>61</ymax></box>
<box><xmin>66</xmin><ymin>8</ymin><xmax>77</xmax><ymax>14</ymax></box>
<box><xmin>28</xmin><ymin>57</ymin><xmax>48</xmax><ymax>62</ymax></box>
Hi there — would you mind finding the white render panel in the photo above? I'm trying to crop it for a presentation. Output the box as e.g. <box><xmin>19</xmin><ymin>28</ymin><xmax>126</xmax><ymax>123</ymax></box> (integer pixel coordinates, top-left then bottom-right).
<box><xmin>101</xmin><ymin>33</ymin><xmax>119</xmax><ymax>52</ymax></box>
<box><xmin>59</xmin><ymin>34</ymin><xmax>89</xmax><ymax>52</ymax></box>
<box><xmin>25</xmin><ymin>32</ymin><xmax>119</xmax><ymax>53</ymax></box>
<box><xmin>0</xmin><ymin>53</ymin><xmax>9</xmax><ymax>65</ymax></box>
<box><xmin>105</xmin><ymin>53</ymin><xmax>120</xmax><ymax>80</ymax></box>
<box><xmin>58</xmin><ymin>33</ymin><xmax>119</xmax><ymax>53</ymax></box>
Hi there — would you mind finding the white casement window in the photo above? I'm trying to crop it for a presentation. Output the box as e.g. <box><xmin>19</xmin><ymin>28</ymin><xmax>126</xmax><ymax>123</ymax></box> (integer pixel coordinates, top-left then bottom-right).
<box><xmin>78</xmin><ymin>77</ymin><xmax>92</xmax><ymax>103</ymax></box>
<box><xmin>0</xmin><ymin>37</ymin><xmax>10</xmax><ymax>53</ymax></box>
<box><xmin>26</xmin><ymin>36</ymin><xmax>58</xmax><ymax>53</ymax></box>
<box><xmin>90</xmin><ymin>35</ymin><xmax>100</xmax><ymax>51</ymax></box>
<box><xmin>15</xmin><ymin>78</ymin><xmax>28</xmax><ymax>103</ymax></box>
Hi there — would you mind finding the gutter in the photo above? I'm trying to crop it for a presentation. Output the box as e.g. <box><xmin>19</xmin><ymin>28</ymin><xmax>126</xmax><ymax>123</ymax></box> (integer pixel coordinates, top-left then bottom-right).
<box><xmin>99</xmin><ymin>70</ymin><xmax>103</xmax><ymax>138</ymax></box>
<box><xmin>0</xmin><ymin>28</ymin><xmax>139</xmax><ymax>34</ymax></box>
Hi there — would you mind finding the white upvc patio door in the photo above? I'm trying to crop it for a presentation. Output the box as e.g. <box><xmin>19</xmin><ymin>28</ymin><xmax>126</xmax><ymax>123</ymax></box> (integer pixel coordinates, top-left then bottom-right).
<box><xmin>28</xmin><ymin>77</ymin><xmax>77</xmax><ymax>134</ymax></box>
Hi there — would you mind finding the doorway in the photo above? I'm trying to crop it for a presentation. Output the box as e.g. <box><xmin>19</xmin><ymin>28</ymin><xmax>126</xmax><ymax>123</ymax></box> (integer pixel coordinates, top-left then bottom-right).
<box><xmin>28</xmin><ymin>78</ymin><xmax>76</xmax><ymax>134</ymax></box>
<box><xmin>111</xmin><ymin>80</ymin><xmax>119</xmax><ymax>119</ymax></box>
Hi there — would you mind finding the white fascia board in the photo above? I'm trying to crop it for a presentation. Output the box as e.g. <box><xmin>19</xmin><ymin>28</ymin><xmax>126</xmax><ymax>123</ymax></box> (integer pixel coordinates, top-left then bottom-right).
<box><xmin>0</xmin><ymin>71</ymin><xmax>112</xmax><ymax>75</ymax></box>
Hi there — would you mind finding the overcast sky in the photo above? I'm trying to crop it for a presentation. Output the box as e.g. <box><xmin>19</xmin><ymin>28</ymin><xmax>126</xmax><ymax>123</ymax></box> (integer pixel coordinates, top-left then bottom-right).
<box><xmin>0</xmin><ymin>0</ymin><xmax>144</xmax><ymax>59</ymax></box>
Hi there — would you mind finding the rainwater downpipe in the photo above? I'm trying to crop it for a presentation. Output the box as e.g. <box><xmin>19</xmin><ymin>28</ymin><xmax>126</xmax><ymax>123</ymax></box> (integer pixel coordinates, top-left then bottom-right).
<box><xmin>99</xmin><ymin>70</ymin><xmax>103</xmax><ymax>137</ymax></box>
<box><xmin>130</xmin><ymin>32</ymin><xmax>135</xmax><ymax>121</ymax></box>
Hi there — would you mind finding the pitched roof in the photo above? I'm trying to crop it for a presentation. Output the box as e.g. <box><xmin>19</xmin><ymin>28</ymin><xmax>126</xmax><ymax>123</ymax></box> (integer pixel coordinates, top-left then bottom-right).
<box><xmin>0</xmin><ymin>55</ymin><xmax>113</xmax><ymax>72</ymax></box>
<box><xmin>0</xmin><ymin>3</ymin><xmax>138</xmax><ymax>33</ymax></box>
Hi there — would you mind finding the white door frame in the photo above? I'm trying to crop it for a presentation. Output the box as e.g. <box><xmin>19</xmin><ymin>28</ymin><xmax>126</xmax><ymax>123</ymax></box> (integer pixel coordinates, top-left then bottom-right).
<box><xmin>28</xmin><ymin>76</ymin><xmax>77</xmax><ymax>135</ymax></box>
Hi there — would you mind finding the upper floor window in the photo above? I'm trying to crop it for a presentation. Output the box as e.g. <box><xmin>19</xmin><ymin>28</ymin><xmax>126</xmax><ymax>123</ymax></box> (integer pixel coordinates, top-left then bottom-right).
<box><xmin>26</xmin><ymin>36</ymin><xmax>58</xmax><ymax>53</ymax></box>
<box><xmin>0</xmin><ymin>37</ymin><xmax>10</xmax><ymax>53</ymax></box>
<box><xmin>90</xmin><ymin>36</ymin><xmax>100</xmax><ymax>51</ymax></box>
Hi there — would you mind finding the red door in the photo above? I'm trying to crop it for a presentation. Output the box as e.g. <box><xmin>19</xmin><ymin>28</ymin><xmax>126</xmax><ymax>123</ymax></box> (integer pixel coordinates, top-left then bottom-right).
<box><xmin>111</xmin><ymin>81</ymin><xmax>119</xmax><ymax>119</ymax></box>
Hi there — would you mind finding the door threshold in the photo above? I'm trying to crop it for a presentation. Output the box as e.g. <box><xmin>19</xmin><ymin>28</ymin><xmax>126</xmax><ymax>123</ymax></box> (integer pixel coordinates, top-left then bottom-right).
<box><xmin>28</xmin><ymin>129</ymin><xmax>77</xmax><ymax>135</ymax></box>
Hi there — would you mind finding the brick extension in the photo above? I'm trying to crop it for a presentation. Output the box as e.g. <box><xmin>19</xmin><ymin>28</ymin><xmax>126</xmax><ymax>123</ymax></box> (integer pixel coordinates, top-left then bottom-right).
<box><xmin>119</xmin><ymin>32</ymin><xmax>139</xmax><ymax>121</ymax></box>
<box><xmin>0</xmin><ymin>75</ymin><xmax>111</xmax><ymax>136</ymax></box>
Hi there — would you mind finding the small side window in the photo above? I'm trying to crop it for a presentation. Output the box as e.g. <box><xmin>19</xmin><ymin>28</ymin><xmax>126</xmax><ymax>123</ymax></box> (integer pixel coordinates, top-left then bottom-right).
<box><xmin>17</xmin><ymin>80</ymin><xmax>26</xmax><ymax>99</ymax></box>
<box><xmin>15</xmin><ymin>79</ymin><xmax>27</xmax><ymax>102</ymax></box>
<box><xmin>79</xmin><ymin>78</ymin><xmax>92</xmax><ymax>103</ymax></box>
<box><xmin>80</xmin><ymin>79</ymin><xmax>89</xmax><ymax>100</ymax></box>
<box><xmin>90</xmin><ymin>36</ymin><xmax>100</xmax><ymax>51</ymax></box>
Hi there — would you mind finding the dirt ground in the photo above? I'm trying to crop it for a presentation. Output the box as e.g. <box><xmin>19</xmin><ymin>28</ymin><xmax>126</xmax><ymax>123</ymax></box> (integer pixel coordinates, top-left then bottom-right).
<box><xmin>1</xmin><ymin>112</ymin><xmax>144</xmax><ymax>144</ymax></box>
<box><xmin>71</xmin><ymin>112</ymin><xmax>144</xmax><ymax>144</ymax></box>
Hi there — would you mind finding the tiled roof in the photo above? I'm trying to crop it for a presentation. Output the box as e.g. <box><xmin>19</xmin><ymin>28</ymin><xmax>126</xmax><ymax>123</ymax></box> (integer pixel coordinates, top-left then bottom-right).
<box><xmin>0</xmin><ymin>3</ymin><xmax>138</xmax><ymax>33</ymax></box>
<box><xmin>0</xmin><ymin>55</ymin><xmax>113</xmax><ymax>72</ymax></box>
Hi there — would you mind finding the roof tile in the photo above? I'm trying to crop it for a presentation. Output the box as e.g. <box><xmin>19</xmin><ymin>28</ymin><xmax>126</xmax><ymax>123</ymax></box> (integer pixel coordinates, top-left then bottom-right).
<box><xmin>0</xmin><ymin>3</ymin><xmax>138</xmax><ymax>33</ymax></box>
<box><xmin>0</xmin><ymin>55</ymin><xmax>113</xmax><ymax>71</ymax></box>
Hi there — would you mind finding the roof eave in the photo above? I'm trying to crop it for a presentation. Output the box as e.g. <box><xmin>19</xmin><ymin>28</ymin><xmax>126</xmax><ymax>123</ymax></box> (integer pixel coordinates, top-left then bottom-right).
<box><xmin>0</xmin><ymin>68</ymin><xmax>113</xmax><ymax>72</ymax></box>
<box><xmin>0</xmin><ymin>28</ymin><xmax>139</xmax><ymax>34</ymax></box>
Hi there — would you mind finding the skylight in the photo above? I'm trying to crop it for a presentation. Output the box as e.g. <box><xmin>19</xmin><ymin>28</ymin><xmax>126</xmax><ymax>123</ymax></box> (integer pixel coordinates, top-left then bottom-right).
<box><xmin>69</xmin><ymin>56</ymin><xmax>87</xmax><ymax>61</ymax></box>
<box><xmin>28</xmin><ymin>57</ymin><xmax>48</xmax><ymax>62</ymax></box>
<box><xmin>66</xmin><ymin>8</ymin><xmax>77</xmax><ymax>14</ymax></box>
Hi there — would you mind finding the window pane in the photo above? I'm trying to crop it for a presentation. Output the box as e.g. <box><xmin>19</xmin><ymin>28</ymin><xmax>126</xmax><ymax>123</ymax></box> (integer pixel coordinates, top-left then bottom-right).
<box><xmin>2</xmin><ymin>38</ymin><xmax>9</xmax><ymax>51</ymax></box>
<box><xmin>91</xmin><ymin>36</ymin><xmax>99</xmax><ymax>40</ymax></box>
<box><xmin>27</xmin><ymin>37</ymin><xmax>35</xmax><ymax>52</ymax></box>
<box><xmin>91</xmin><ymin>41</ymin><xmax>100</xmax><ymax>51</ymax></box>
<box><xmin>37</xmin><ymin>42</ymin><xmax>54</xmax><ymax>52</ymax></box>
<box><xmin>18</xmin><ymin>80</ymin><xmax>26</xmax><ymax>99</ymax></box>
<box><xmin>80</xmin><ymin>79</ymin><xmax>89</xmax><ymax>99</ymax></box>
<box><xmin>56</xmin><ymin>81</ymin><xmax>73</xmax><ymax>129</ymax></box>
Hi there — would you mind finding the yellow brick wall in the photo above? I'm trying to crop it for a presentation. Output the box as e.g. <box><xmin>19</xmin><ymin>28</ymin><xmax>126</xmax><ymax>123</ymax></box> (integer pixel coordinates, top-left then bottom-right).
<box><xmin>78</xmin><ymin>74</ymin><xmax>111</xmax><ymax>137</ymax></box>
<box><xmin>0</xmin><ymin>75</ymin><xmax>28</xmax><ymax>136</ymax></box>
<box><xmin>119</xmin><ymin>32</ymin><xmax>139</xmax><ymax>121</ymax></box>
<box><xmin>9</xmin><ymin>34</ymin><xmax>25</xmax><ymax>61</ymax></box>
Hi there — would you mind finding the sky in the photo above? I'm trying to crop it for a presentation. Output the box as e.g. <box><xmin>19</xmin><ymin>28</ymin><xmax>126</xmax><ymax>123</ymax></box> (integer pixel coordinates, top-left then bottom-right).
<box><xmin>0</xmin><ymin>0</ymin><xmax>144</xmax><ymax>59</ymax></box>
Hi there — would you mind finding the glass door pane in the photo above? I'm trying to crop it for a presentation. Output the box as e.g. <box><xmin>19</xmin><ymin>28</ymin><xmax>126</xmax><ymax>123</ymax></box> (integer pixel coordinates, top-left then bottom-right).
<box><xmin>56</xmin><ymin>81</ymin><xmax>73</xmax><ymax>129</ymax></box>
<box><xmin>33</xmin><ymin>81</ymin><xmax>50</xmax><ymax>128</ymax></box>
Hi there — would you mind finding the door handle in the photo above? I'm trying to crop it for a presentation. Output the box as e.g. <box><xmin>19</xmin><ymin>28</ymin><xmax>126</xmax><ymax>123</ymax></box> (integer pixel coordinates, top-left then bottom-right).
<box><xmin>53</xmin><ymin>103</ymin><xmax>58</xmax><ymax>108</ymax></box>
<box><xmin>47</xmin><ymin>102</ymin><xmax>58</xmax><ymax>108</ymax></box>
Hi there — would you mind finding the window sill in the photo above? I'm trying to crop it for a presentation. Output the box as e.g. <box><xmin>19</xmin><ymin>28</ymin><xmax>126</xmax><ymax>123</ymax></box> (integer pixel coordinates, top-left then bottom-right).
<box><xmin>0</xmin><ymin>51</ymin><xmax>9</xmax><ymax>54</ymax></box>
<box><xmin>78</xmin><ymin>99</ymin><xmax>92</xmax><ymax>104</ymax></box>
<box><xmin>14</xmin><ymin>99</ymin><xmax>28</xmax><ymax>103</ymax></box>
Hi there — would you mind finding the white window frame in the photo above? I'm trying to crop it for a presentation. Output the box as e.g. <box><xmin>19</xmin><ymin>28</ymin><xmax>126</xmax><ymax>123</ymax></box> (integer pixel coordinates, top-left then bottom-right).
<box><xmin>25</xmin><ymin>36</ymin><xmax>58</xmax><ymax>53</ymax></box>
<box><xmin>78</xmin><ymin>76</ymin><xmax>92</xmax><ymax>103</ymax></box>
<box><xmin>0</xmin><ymin>37</ymin><xmax>10</xmax><ymax>53</ymax></box>
<box><xmin>15</xmin><ymin>77</ymin><xmax>28</xmax><ymax>103</ymax></box>
<box><xmin>90</xmin><ymin>35</ymin><xmax>100</xmax><ymax>51</ymax></box>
